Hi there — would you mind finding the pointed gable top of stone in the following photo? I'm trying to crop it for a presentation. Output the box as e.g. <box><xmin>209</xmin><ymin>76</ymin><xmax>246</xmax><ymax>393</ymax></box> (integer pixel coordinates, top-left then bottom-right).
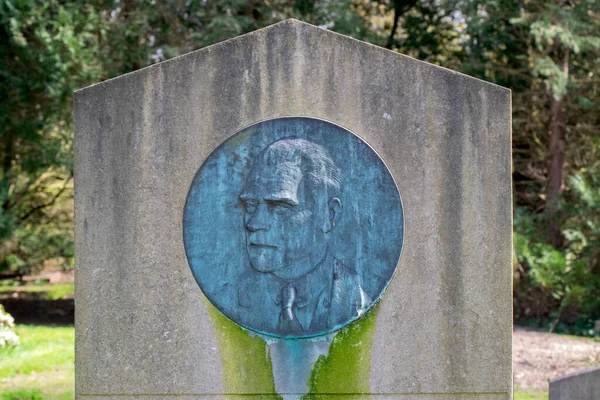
<box><xmin>76</xmin><ymin>18</ymin><xmax>508</xmax><ymax>96</ymax></box>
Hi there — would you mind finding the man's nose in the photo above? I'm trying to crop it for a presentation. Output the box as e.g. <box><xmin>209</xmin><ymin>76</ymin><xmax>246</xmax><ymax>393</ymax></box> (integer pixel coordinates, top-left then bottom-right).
<box><xmin>246</xmin><ymin>203</ymin><xmax>270</xmax><ymax>232</ymax></box>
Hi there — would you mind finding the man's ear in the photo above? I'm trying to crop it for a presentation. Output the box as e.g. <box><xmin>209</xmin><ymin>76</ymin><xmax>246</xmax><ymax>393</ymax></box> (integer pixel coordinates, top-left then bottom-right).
<box><xmin>322</xmin><ymin>197</ymin><xmax>342</xmax><ymax>233</ymax></box>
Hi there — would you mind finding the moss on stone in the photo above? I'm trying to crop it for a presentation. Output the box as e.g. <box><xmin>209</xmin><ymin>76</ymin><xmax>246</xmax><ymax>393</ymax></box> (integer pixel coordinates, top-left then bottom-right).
<box><xmin>304</xmin><ymin>304</ymin><xmax>380</xmax><ymax>399</ymax></box>
<box><xmin>206</xmin><ymin>301</ymin><xmax>281</xmax><ymax>398</ymax></box>
<box><xmin>207</xmin><ymin>299</ymin><xmax>380</xmax><ymax>399</ymax></box>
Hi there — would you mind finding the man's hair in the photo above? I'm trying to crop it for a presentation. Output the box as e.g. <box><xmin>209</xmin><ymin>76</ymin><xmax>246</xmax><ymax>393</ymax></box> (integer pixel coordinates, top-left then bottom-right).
<box><xmin>255</xmin><ymin>138</ymin><xmax>343</xmax><ymax>197</ymax></box>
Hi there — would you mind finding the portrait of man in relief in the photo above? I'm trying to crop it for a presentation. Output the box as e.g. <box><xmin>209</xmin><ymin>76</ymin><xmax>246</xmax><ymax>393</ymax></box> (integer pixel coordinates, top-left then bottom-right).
<box><xmin>236</xmin><ymin>138</ymin><xmax>369</xmax><ymax>337</ymax></box>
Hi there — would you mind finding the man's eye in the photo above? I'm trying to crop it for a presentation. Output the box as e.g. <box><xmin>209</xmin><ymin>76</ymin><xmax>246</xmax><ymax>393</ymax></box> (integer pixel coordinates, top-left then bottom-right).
<box><xmin>267</xmin><ymin>201</ymin><xmax>290</xmax><ymax>214</ymax></box>
<box><xmin>244</xmin><ymin>202</ymin><xmax>257</xmax><ymax>213</ymax></box>
<box><xmin>273</xmin><ymin>204</ymin><xmax>288</xmax><ymax>214</ymax></box>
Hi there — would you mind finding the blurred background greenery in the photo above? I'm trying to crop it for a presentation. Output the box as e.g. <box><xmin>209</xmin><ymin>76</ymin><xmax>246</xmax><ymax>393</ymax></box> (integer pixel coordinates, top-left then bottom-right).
<box><xmin>0</xmin><ymin>0</ymin><xmax>598</xmax><ymax>399</ymax></box>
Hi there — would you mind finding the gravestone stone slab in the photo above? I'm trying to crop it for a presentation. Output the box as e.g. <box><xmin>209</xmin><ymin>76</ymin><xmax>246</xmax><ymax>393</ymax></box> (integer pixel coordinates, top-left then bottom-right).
<box><xmin>550</xmin><ymin>366</ymin><xmax>600</xmax><ymax>400</ymax></box>
<box><xmin>74</xmin><ymin>19</ymin><xmax>512</xmax><ymax>400</ymax></box>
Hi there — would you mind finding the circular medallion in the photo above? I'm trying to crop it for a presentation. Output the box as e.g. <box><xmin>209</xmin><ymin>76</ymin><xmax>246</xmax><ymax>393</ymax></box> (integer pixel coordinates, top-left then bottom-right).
<box><xmin>183</xmin><ymin>117</ymin><xmax>403</xmax><ymax>338</ymax></box>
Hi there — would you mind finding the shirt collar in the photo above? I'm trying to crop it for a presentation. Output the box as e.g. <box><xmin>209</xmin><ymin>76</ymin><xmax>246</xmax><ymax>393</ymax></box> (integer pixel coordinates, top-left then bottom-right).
<box><xmin>274</xmin><ymin>251</ymin><xmax>335</xmax><ymax>331</ymax></box>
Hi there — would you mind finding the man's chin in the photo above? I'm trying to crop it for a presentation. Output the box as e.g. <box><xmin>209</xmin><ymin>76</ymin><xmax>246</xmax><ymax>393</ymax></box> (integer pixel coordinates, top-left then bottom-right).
<box><xmin>249</xmin><ymin>258</ymin><xmax>283</xmax><ymax>273</ymax></box>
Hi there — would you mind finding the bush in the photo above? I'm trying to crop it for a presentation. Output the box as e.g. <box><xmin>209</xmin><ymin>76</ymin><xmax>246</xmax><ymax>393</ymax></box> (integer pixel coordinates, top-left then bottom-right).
<box><xmin>514</xmin><ymin>164</ymin><xmax>600</xmax><ymax>336</ymax></box>
<box><xmin>0</xmin><ymin>305</ymin><xmax>19</xmax><ymax>347</ymax></box>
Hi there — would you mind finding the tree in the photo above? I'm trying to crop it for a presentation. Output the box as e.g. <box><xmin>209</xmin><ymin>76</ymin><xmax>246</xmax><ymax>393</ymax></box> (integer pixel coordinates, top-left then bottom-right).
<box><xmin>0</xmin><ymin>0</ymin><xmax>105</xmax><ymax>272</ymax></box>
<box><xmin>511</xmin><ymin>1</ymin><xmax>600</xmax><ymax>246</ymax></box>
<box><xmin>459</xmin><ymin>0</ymin><xmax>600</xmax><ymax>330</ymax></box>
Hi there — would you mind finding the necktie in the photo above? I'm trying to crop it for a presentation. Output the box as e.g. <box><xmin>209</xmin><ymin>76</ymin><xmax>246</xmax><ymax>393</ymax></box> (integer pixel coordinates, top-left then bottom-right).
<box><xmin>279</xmin><ymin>284</ymin><xmax>303</xmax><ymax>335</ymax></box>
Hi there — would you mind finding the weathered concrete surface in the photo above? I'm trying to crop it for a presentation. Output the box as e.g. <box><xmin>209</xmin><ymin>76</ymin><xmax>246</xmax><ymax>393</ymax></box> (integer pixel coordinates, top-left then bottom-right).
<box><xmin>549</xmin><ymin>366</ymin><xmax>600</xmax><ymax>400</ymax></box>
<box><xmin>74</xmin><ymin>19</ymin><xmax>512</xmax><ymax>399</ymax></box>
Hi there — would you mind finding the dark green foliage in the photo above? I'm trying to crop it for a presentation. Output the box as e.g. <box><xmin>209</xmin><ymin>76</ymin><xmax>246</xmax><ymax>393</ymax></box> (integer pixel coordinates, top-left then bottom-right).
<box><xmin>514</xmin><ymin>164</ymin><xmax>600</xmax><ymax>335</ymax></box>
<box><xmin>456</xmin><ymin>0</ymin><xmax>600</xmax><ymax>330</ymax></box>
<box><xmin>0</xmin><ymin>0</ymin><xmax>104</xmax><ymax>272</ymax></box>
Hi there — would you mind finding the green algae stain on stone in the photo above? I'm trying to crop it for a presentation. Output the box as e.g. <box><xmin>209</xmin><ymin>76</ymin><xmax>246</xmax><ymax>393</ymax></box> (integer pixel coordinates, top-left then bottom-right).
<box><xmin>206</xmin><ymin>301</ymin><xmax>282</xmax><ymax>399</ymax></box>
<box><xmin>304</xmin><ymin>304</ymin><xmax>380</xmax><ymax>400</ymax></box>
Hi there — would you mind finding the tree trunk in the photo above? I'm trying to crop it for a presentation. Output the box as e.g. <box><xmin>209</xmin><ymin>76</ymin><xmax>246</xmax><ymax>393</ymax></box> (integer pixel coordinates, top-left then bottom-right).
<box><xmin>2</xmin><ymin>130</ymin><xmax>15</xmax><ymax>211</ymax></box>
<box><xmin>385</xmin><ymin>0</ymin><xmax>417</xmax><ymax>50</ymax></box>
<box><xmin>546</xmin><ymin>49</ymin><xmax>569</xmax><ymax>248</ymax></box>
<box><xmin>386</xmin><ymin>3</ymin><xmax>401</xmax><ymax>49</ymax></box>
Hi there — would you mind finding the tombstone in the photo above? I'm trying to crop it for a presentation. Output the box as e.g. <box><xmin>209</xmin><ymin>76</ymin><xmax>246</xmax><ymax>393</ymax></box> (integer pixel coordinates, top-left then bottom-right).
<box><xmin>550</xmin><ymin>366</ymin><xmax>600</xmax><ymax>400</ymax></box>
<box><xmin>74</xmin><ymin>19</ymin><xmax>512</xmax><ymax>400</ymax></box>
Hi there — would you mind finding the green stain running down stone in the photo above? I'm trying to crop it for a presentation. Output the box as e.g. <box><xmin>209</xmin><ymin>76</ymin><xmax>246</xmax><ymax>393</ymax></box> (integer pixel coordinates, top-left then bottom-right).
<box><xmin>207</xmin><ymin>297</ymin><xmax>380</xmax><ymax>399</ymax></box>
<box><xmin>304</xmin><ymin>304</ymin><xmax>380</xmax><ymax>400</ymax></box>
<box><xmin>206</xmin><ymin>300</ymin><xmax>282</xmax><ymax>399</ymax></box>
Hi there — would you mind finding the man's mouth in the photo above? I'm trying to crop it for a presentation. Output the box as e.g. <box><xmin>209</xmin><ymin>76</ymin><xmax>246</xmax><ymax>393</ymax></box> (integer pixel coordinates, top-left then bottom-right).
<box><xmin>248</xmin><ymin>242</ymin><xmax>277</xmax><ymax>249</ymax></box>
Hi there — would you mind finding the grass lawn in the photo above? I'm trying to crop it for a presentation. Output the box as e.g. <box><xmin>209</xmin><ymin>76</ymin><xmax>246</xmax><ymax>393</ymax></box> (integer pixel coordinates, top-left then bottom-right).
<box><xmin>0</xmin><ymin>283</ymin><xmax>74</xmax><ymax>300</ymax></box>
<box><xmin>514</xmin><ymin>390</ymin><xmax>548</xmax><ymax>400</ymax></box>
<box><xmin>0</xmin><ymin>325</ymin><xmax>74</xmax><ymax>400</ymax></box>
<box><xmin>0</xmin><ymin>324</ymin><xmax>553</xmax><ymax>400</ymax></box>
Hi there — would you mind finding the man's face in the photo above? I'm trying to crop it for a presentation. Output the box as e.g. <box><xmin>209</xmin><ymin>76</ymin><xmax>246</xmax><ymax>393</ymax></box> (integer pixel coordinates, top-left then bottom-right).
<box><xmin>240</xmin><ymin>162</ymin><xmax>327</xmax><ymax>279</ymax></box>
